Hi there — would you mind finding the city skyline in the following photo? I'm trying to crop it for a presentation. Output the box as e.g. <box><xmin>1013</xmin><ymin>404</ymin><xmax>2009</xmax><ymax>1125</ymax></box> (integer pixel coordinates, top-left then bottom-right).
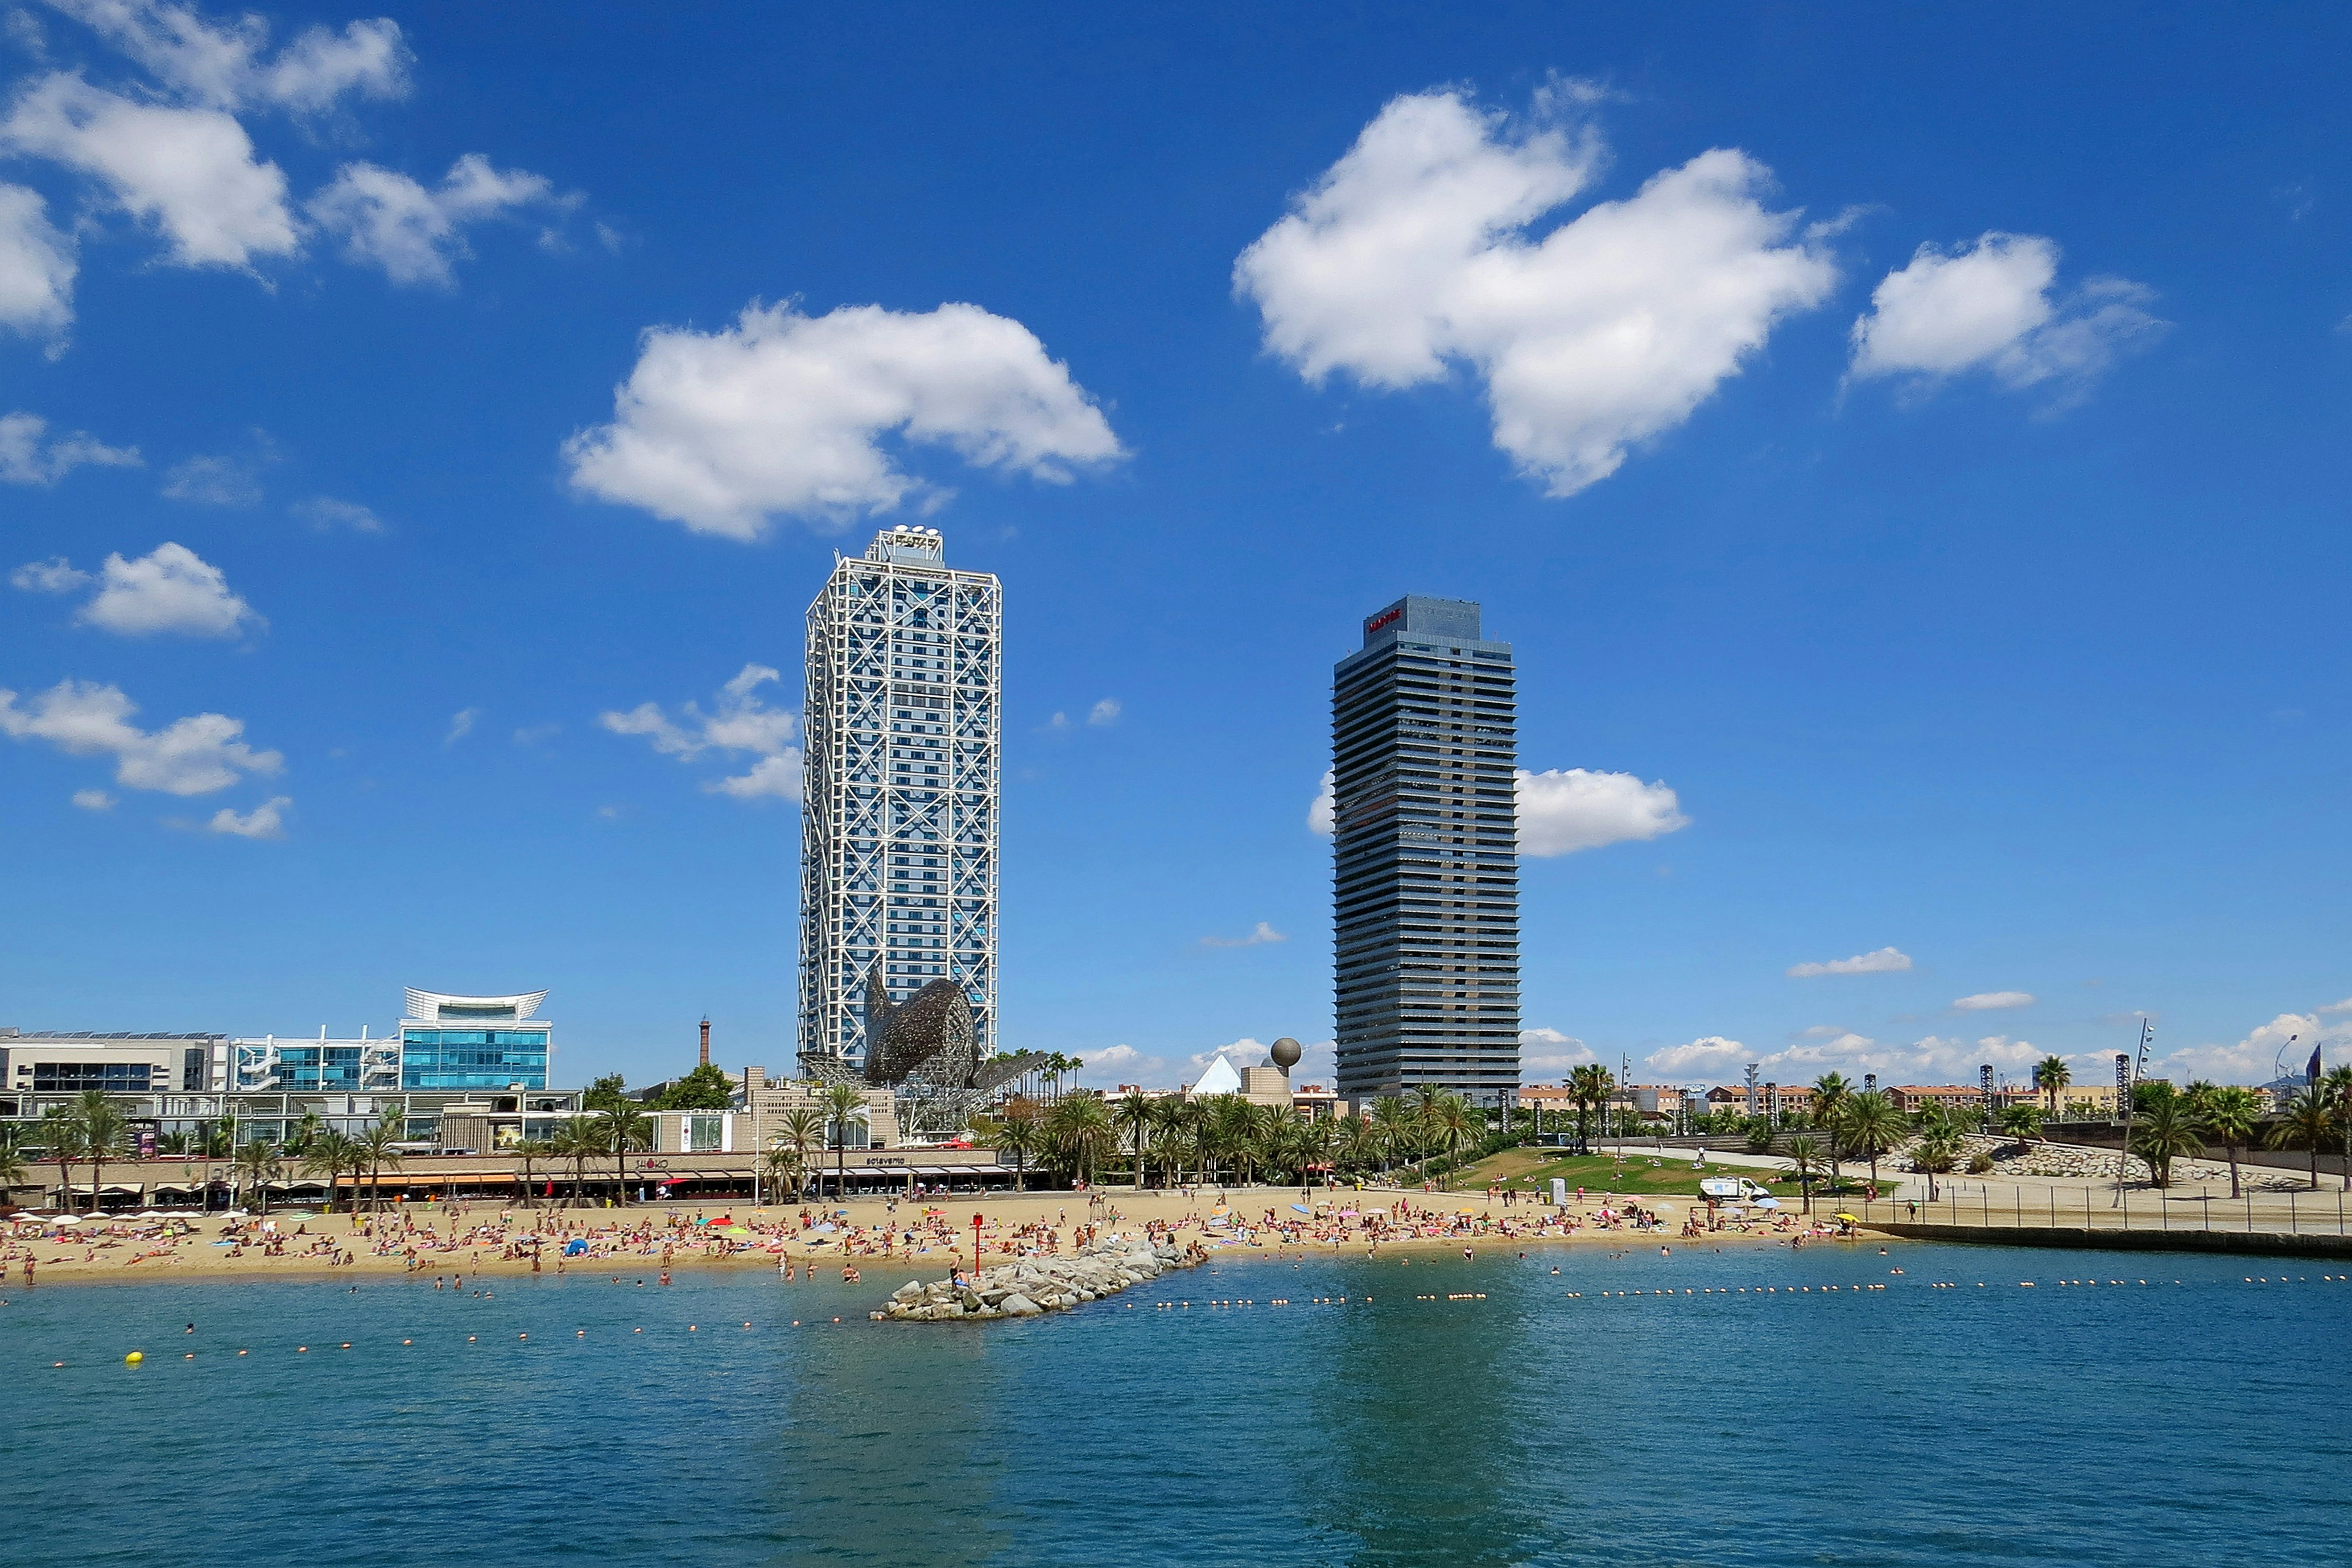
<box><xmin>2</xmin><ymin>6</ymin><xmax>2348</xmax><ymax>1096</ymax></box>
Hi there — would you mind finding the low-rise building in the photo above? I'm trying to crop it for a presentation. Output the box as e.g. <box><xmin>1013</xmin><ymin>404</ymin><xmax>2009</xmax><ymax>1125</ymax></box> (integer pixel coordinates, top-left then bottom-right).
<box><xmin>0</xmin><ymin>1030</ymin><xmax>226</xmax><ymax>1102</ymax></box>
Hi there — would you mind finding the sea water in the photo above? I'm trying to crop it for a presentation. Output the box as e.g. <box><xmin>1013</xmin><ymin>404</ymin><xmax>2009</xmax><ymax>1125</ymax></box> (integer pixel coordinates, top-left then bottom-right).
<box><xmin>1</xmin><ymin>1241</ymin><xmax>2342</xmax><ymax>1567</ymax></box>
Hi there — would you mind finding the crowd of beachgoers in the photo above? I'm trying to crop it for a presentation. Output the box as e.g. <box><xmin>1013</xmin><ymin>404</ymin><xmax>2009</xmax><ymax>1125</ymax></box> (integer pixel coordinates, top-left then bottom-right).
<box><xmin>0</xmin><ymin>1178</ymin><xmax>1864</xmax><ymax>1287</ymax></box>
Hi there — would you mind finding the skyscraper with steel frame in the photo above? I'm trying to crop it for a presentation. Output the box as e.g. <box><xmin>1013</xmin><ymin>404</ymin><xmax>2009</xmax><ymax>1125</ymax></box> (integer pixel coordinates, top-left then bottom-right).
<box><xmin>1331</xmin><ymin>596</ymin><xmax>1521</xmax><ymax>1108</ymax></box>
<box><xmin>799</xmin><ymin>525</ymin><xmax>1001</xmax><ymax>1070</ymax></box>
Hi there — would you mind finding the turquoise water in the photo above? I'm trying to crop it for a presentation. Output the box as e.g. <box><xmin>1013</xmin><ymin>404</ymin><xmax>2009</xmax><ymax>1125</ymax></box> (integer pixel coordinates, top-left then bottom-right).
<box><xmin>3</xmin><ymin>1241</ymin><xmax>2344</xmax><ymax>1567</ymax></box>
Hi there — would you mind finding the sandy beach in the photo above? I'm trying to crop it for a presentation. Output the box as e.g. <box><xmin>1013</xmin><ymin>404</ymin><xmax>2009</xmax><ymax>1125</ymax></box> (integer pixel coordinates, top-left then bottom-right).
<box><xmin>1</xmin><ymin>1180</ymin><xmax>1837</xmax><ymax>1288</ymax></box>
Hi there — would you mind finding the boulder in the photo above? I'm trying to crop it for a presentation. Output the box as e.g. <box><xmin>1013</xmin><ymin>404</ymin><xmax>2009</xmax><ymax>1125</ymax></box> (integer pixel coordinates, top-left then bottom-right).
<box><xmin>1000</xmin><ymin>1293</ymin><xmax>1042</xmax><ymax>1316</ymax></box>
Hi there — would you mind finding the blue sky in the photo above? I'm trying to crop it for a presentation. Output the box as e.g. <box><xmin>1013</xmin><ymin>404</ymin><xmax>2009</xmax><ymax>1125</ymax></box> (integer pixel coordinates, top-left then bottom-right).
<box><xmin>3</xmin><ymin>3</ymin><xmax>2348</xmax><ymax>1096</ymax></box>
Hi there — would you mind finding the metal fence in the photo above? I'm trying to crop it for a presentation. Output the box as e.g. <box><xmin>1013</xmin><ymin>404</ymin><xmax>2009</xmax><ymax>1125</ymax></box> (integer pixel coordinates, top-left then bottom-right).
<box><xmin>1842</xmin><ymin>1180</ymin><xmax>2352</xmax><ymax>1237</ymax></box>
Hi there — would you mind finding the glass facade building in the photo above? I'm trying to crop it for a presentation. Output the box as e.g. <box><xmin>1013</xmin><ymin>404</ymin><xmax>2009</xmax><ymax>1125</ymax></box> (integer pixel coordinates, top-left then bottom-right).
<box><xmin>799</xmin><ymin>526</ymin><xmax>1001</xmax><ymax>1070</ymax></box>
<box><xmin>398</xmin><ymin>989</ymin><xmax>552</xmax><ymax>1091</ymax></box>
<box><xmin>232</xmin><ymin>1034</ymin><xmax>399</xmax><ymax>1093</ymax></box>
<box><xmin>1331</xmin><ymin>596</ymin><xmax>1521</xmax><ymax>1108</ymax></box>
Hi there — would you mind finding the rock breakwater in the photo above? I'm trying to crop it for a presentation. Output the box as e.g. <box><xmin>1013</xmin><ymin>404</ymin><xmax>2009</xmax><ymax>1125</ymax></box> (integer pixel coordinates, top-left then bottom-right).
<box><xmin>874</xmin><ymin>1235</ymin><xmax>1200</xmax><ymax>1322</ymax></box>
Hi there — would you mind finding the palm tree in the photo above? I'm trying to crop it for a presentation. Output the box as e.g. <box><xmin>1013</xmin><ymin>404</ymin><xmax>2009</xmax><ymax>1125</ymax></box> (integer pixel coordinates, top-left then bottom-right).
<box><xmin>39</xmin><ymin>1105</ymin><xmax>84</xmax><ymax>1212</ymax></box>
<box><xmin>1202</xmin><ymin>1096</ymin><xmax>1249</xmax><ymax>1186</ymax></box>
<box><xmin>592</xmin><ymin>1101</ymin><xmax>654</xmax><ymax>1207</ymax></box>
<box><xmin>1427</xmin><ymin>1093</ymin><xmax>1476</xmax><ymax>1188</ymax></box>
<box><xmin>1833</xmin><ymin>1092</ymin><xmax>1905</xmax><ymax>1194</ymax></box>
<box><xmin>551</xmin><ymin>1120</ymin><xmax>597</xmax><ymax>1207</ymax></box>
<box><xmin>1568</xmin><ymin>1064</ymin><xmax>1613</xmax><ymax>1154</ymax></box>
<box><xmin>286</xmin><ymin>1111</ymin><xmax>324</xmax><ymax>1157</ymax></box>
<box><xmin>819</xmin><ymin>1083</ymin><xmax>868</xmax><ymax>1200</ymax></box>
<box><xmin>773</xmin><ymin>1108</ymin><xmax>825</xmax><ymax>1201</ymax></box>
<box><xmin>299</xmin><ymin>1130</ymin><xmax>362</xmax><ymax>1212</ymax></box>
<box><xmin>511</xmin><ymin>1137</ymin><xmax>554</xmax><ymax>1210</ymax></box>
<box><xmin>984</xmin><ymin>1099</ymin><xmax>1042</xmax><ymax>1192</ymax></box>
<box><xmin>2325</xmin><ymin>1065</ymin><xmax>2352</xmax><ymax>1191</ymax></box>
<box><xmin>1368</xmin><ymin>1095</ymin><xmax>1408</xmax><ymax>1177</ymax></box>
<box><xmin>1812</xmin><ymin>1073</ymin><xmax>1852</xmax><ymax>1186</ymax></box>
<box><xmin>2269</xmin><ymin>1088</ymin><xmax>2338</xmax><ymax>1190</ymax></box>
<box><xmin>2190</xmin><ymin>1086</ymin><xmax>2261</xmax><ymax>1200</ymax></box>
<box><xmin>2033</xmin><ymin>1056</ymin><xmax>2072</xmax><ymax>1117</ymax></box>
<box><xmin>1335</xmin><ymin>1112</ymin><xmax>1378</xmax><ymax>1181</ymax></box>
<box><xmin>236</xmin><ymin>1138</ymin><xmax>284</xmax><ymax>1215</ymax></box>
<box><xmin>761</xmin><ymin>1144</ymin><xmax>803</xmax><ymax>1207</ymax></box>
<box><xmin>1258</xmin><ymin>1105</ymin><xmax>1305</xmax><ymax>1185</ymax></box>
<box><xmin>1996</xmin><ymin>1103</ymin><xmax>2044</xmax><ymax>1153</ymax></box>
<box><xmin>1910</xmin><ymin>1108</ymin><xmax>1966</xmax><ymax>1202</ymax></box>
<box><xmin>1782</xmin><ymin>1133</ymin><xmax>1826</xmax><ymax>1213</ymax></box>
<box><xmin>0</xmin><ymin>1124</ymin><xmax>30</xmax><ymax>1204</ymax></box>
<box><xmin>1045</xmin><ymin>1092</ymin><xmax>1115</xmax><ymax>1186</ymax></box>
<box><xmin>1146</xmin><ymin>1097</ymin><xmax>1190</xmax><ymax>1186</ymax></box>
<box><xmin>2130</xmin><ymin>1097</ymin><xmax>2204</xmax><ymax>1189</ymax></box>
<box><xmin>73</xmin><ymin>1091</ymin><xmax>129</xmax><ymax>1214</ymax></box>
<box><xmin>355</xmin><ymin>1112</ymin><xmax>405</xmax><ymax>1213</ymax></box>
<box><xmin>1112</xmin><ymin>1090</ymin><xmax>1155</xmax><ymax>1187</ymax></box>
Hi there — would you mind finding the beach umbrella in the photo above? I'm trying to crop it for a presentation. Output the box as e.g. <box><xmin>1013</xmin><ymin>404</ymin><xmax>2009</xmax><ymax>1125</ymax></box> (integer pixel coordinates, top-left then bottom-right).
<box><xmin>1834</xmin><ymin>1212</ymin><xmax>1860</xmax><ymax>1222</ymax></box>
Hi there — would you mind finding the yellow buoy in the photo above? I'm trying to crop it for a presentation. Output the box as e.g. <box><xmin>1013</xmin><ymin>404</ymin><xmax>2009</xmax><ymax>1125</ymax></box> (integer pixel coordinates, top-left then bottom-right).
<box><xmin>125</xmin><ymin>1351</ymin><xmax>143</xmax><ymax>1365</ymax></box>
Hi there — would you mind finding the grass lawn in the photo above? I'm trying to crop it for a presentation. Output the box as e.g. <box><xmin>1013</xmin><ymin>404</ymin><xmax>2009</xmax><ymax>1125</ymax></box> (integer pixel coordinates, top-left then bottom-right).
<box><xmin>1429</xmin><ymin>1149</ymin><xmax>1854</xmax><ymax>1200</ymax></box>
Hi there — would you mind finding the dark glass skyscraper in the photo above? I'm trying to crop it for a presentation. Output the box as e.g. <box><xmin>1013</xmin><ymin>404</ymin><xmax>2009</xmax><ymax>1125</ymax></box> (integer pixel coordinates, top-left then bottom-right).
<box><xmin>1331</xmin><ymin>596</ymin><xmax>1521</xmax><ymax>1108</ymax></box>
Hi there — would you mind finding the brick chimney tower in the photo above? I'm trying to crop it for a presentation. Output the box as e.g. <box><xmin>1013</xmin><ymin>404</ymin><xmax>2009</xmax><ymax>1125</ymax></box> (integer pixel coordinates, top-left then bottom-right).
<box><xmin>699</xmin><ymin>1016</ymin><xmax>710</xmax><ymax>1068</ymax></box>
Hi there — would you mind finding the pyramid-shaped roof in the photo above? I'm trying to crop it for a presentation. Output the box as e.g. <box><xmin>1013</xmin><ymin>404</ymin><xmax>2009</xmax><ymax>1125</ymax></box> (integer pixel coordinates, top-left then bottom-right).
<box><xmin>1191</xmin><ymin>1054</ymin><xmax>1243</xmax><ymax>1096</ymax></box>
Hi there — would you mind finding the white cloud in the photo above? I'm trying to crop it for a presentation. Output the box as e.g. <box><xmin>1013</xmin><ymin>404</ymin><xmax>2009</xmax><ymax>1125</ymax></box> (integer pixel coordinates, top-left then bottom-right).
<box><xmin>601</xmin><ymin>662</ymin><xmax>802</xmax><ymax>802</ymax></box>
<box><xmin>71</xmin><ymin>786</ymin><xmax>114</xmax><ymax>810</ymax></box>
<box><xmin>1520</xmin><ymin>1026</ymin><xmax>1596</xmax><ymax>1074</ymax></box>
<box><xmin>1087</xmin><ymin>698</ymin><xmax>1120</xmax><ymax>726</ymax></box>
<box><xmin>1847</xmin><ymin>232</ymin><xmax>2164</xmax><ymax>398</ymax></box>
<box><xmin>0</xmin><ymin>184</ymin><xmax>76</xmax><ymax>336</ymax></box>
<box><xmin>510</xmin><ymin>721</ymin><xmax>558</xmax><ymax>746</ymax></box>
<box><xmin>0</xmin><ymin>411</ymin><xmax>139</xmax><ymax>482</ymax></box>
<box><xmin>310</xmin><ymin>154</ymin><xmax>567</xmax><ymax>287</ymax></box>
<box><xmin>1953</xmin><ymin>991</ymin><xmax>2035</xmax><ymax>1012</ymax></box>
<box><xmin>1516</xmin><ymin>767</ymin><xmax>1687</xmax><ymax>855</ymax></box>
<box><xmin>161</xmin><ymin>451</ymin><xmax>263</xmax><ymax>505</ymax></box>
<box><xmin>2153</xmin><ymin>1010</ymin><xmax>2351</xmax><ymax>1086</ymax></box>
<box><xmin>1644</xmin><ymin>1035</ymin><xmax>1751</xmax><ymax>1076</ymax></box>
<box><xmin>1646</xmin><ymin>1029</ymin><xmax>2048</xmax><ymax>1086</ymax></box>
<box><xmin>1786</xmin><ymin>946</ymin><xmax>1912</xmax><ymax>979</ymax></box>
<box><xmin>1087</xmin><ymin>1045</ymin><xmax>1143</xmax><ymax>1070</ymax></box>
<box><xmin>205</xmin><ymin>793</ymin><xmax>287</xmax><ymax>838</ymax></box>
<box><xmin>0</xmin><ymin>676</ymin><xmax>280</xmax><ymax>794</ymax></box>
<box><xmin>705</xmin><ymin>753</ymin><xmax>802</xmax><ymax>800</ymax></box>
<box><xmin>291</xmin><ymin>496</ymin><xmax>381</xmax><ymax>532</ymax></box>
<box><xmin>11</xmin><ymin>555</ymin><xmax>89</xmax><ymax>592</ymax></box>
<box><xmin>443</xmin><ymin>707</ymin><xmax>478</xmax><ymax>746</ymax></box>
<box><xmin>1200</xmin><ymin>921</ymin><xmax>1285</xmax><ymax>950</ymax></box>
<box><xmin>2323</xmin><ymin>998</ymin><xmax>2352</xmax><ymax>1016</ymax></box>
<box><xmin>1308</xmin><ymin>769</ymin><xmax>1335</xmax><ymax>835</ymax></box>
<box><xmin>3</xmin><ymin>73</ymin><xmax>299</xmax><ymax>269</ymax></box>
<box><xmin>563</xmin><ymin>299</ymin><xmax>1126</xmax><ymax>539</ymax></box>
<box><xmin>48</xmin><ymin>2</ymin><xmax>409</xmax><ymax>113</ymax></box>
<box><xmin>1235</xmin><ymin>85</ymin><xmax>1838</xmax><ymax>497</ymax></box>
<box><xmin>1191</xmin><ymin>1038</ymin><xmax>1271</xmax><ymax>1071</ymax></box>
<box><xmin>63</xmin><ymin>542</ymin><xmax>261</xmax><ymax>636</ymax></box>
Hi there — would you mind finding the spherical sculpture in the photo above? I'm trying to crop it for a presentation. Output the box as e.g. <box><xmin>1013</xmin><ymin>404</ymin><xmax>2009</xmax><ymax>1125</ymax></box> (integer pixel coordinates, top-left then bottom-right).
<box><xmin>1269</xmin><ymin>1036</ymin><xmax>1303</xmax><ymax>1070</ymax></box>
